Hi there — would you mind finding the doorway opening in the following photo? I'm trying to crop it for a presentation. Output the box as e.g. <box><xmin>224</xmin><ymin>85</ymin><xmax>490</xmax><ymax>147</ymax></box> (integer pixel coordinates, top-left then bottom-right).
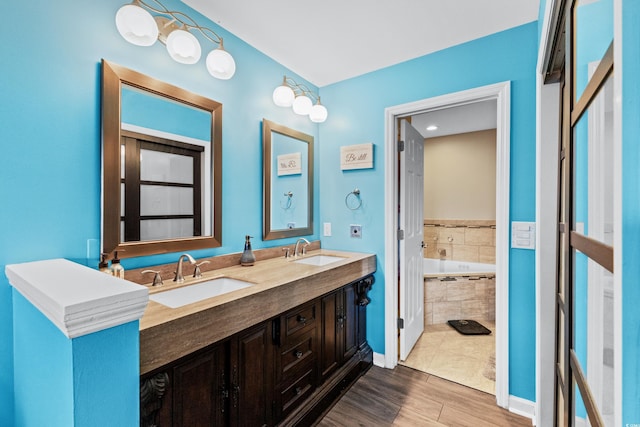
<box><xmin>383</xmin><ymin>81</ymin><xmax>511</xmax><ymax>408</ymax></box>
<box><xmin>399</xmin><ymin>106</ymin><xmax>498</xmax><ymax>394</ymax></box>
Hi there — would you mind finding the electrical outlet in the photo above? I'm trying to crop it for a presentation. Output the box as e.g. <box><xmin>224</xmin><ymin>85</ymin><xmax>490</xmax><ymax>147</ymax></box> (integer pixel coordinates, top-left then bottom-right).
<box><xmin>350</xmin><ymin>224</ymin><xmax>362</xmax><ymax>238</ymax></box>
<box><xmin>323</xmin><ymin>222</ymin><xmax>332</xmax><ymax>236</ymax></box>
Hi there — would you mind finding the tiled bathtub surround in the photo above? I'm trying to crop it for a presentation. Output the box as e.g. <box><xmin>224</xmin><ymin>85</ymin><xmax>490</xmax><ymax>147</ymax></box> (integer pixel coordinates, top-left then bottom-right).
<box><xmin>423</xmin><ymin>219</ymin><xmax>496</xmax><ymax>326</ymax></box>
<box><xmin>425</xmin><ymin>276</ymin><xmax>495</xmax><ymax>325</ymax></box>
<box><xmin>423</xmin><ymin>219</ymin><xmax>496</xmax><ymax>264</ymax></box>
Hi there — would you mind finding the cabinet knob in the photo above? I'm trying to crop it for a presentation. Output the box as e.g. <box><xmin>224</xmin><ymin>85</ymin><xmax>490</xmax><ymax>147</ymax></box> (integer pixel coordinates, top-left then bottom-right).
<box><xmin>294</xmin><ymin>349</ymin><xmax>303</xmax><ymax>359</ymax></box>
<box><xmin>297</xmin><ymin>315</ymin><xmax>306</xmax><ymax>324</ymax></box>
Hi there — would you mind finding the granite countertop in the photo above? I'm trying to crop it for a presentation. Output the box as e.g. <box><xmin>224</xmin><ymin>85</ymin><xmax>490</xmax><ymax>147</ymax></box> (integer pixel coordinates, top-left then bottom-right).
<box><xmin>140</xmin><ymin>249</ymin><xmax>376</xmax><ymax>375</ymax></box>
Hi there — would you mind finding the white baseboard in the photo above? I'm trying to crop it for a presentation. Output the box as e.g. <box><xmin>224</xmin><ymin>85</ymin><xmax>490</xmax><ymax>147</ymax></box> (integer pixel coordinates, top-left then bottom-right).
<box><xmin>373</xmin><ymin>352</ymin><xmax>386</xmax><ymax>368</ymax></box>
<box><xmin>509</xmin><ymin>395</ymin><xmax>536</xmax><ymax>425</ymax></box>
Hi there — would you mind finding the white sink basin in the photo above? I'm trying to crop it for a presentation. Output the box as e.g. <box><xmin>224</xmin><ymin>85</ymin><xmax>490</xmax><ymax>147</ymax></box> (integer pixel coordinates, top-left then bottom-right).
<box><xmin>293</xmin><ymin>255</ymin><xmax>345</xmax><ymax>266</ymax></box>
<box><xmin>149</xmin><ymin>278</ymin><xmax>254</xmax><ymax>308</ymax></box>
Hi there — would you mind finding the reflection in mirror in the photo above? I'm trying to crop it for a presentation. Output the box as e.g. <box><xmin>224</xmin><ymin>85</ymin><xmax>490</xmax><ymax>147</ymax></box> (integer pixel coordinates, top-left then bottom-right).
<box><xmin>263</xmin><ymin>119</ymin><xmax>313</xmax><ymax>240</ymax></box>
<box><xmin>102</xmin><ymin>60</ymin><xmax>222</xmax><ymax>259</ymax></box>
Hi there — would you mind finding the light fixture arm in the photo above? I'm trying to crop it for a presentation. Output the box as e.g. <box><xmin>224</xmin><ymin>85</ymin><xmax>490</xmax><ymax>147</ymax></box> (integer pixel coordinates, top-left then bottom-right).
<box><xmin>133</xmin><ymin>0</ymin><xmax>225</xmax><ymax>46</ymax></box>
<box><xmin>282</xmin><ymin>76</ymin><xmax>320</xmax><ymax>104</ymax></box>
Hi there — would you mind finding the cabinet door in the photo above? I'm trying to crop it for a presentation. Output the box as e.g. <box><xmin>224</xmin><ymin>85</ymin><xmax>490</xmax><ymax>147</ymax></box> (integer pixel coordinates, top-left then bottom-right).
<box><xmin>342</xmin><ymin>284</ymin><xmax>358</xmax><ymax>361</ymax></box>
<box><xmin>173</xmin><ymin>342</ymin><xmax>228</xmax><ymax>427</ymax></box>
<box><xmin>232</xmin><ymin>322</ymin><xmax>274</xmax><ymax>427</ymax></box>
<box><xmin>320</xmin><ymin>290</ymin><xmax>339</xmax><ymax>382</ymax></box>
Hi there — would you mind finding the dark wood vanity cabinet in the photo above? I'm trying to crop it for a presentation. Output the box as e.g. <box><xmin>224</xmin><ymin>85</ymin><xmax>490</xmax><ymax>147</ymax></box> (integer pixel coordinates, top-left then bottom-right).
<box><xmin>171</xmin><ymin>341</ymin><xmax>228</xmax><ymax>427</ymax></box>
<box><xmin>141</xmin><ymin>275</ymin><xmax>374</xmax><ymax>427</ymax></box>
<box><xmin>274</xmin><ymin>300</ymin><xmax>319</xmax><ymax>420</ymax></box>
<box><xmin>232</xmin><ymin>322</ymin><xmax>274</xmax><ymax>426</ymax></box>
<box><xmin>320</xmin><ymin>285</ymin><xmax>358</xmax><ymax>382</ymax></box>
<box><xmin>141</xmin><ymin>322</ymin><xmax>273</xmax><ymax>427</ymax></box>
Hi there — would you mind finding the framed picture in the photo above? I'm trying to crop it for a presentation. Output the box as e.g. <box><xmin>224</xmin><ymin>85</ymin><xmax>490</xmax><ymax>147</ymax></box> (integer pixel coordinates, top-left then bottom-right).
<box><xmin>277</xmin><ymin>152</ymin><xmax>302</xmax><ymax>175</ymax></box>
<box><xmin>340</xmin><ymin>143</ymin><xmax>373</xmax><ymax>170</ymax></box>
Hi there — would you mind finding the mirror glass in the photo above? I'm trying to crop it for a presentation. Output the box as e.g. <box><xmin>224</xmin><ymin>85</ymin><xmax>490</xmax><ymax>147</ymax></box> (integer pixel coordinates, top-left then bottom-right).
<box><xmin>102</xmin><ymin>60</ymin><xmax>222</xmax><ymax>258</ymax></box>
<box><xmin>263</xmin><ymin>119</ymin><xmax>313</xmax><ymax>240</ymax></box>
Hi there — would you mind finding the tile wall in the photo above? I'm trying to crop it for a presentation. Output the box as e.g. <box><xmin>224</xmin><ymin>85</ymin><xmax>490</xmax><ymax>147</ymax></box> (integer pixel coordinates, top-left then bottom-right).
<box><xmin>424</xmin><ymin>276</ymin><xmax>495</xmax><ymax>325</ymax></box>
<box><xmin>423</xmin><ymin>219</ymin><xmax>496</xmax><ymax>264</ymax></box>
<box><xmin>423</xmin><ymin>219</ymin><xmax>496</xmax><ymax>325</ymax></box>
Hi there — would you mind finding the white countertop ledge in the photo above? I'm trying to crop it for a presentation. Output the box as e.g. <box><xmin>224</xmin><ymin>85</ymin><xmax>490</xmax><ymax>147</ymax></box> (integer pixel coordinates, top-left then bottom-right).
<box><xmin>6</xmin><ymin>258</ymin><xmax>148</xmax><ymax>338</ymax></box>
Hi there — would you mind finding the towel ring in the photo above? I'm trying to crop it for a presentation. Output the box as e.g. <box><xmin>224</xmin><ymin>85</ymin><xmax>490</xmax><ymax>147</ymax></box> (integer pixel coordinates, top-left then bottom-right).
<box><xmin>345</xmin><ymin>188</ymin><xmax>362</xmax><ymax>210</ymax></box>
<box><xmin>280</xmin><ymin>191</ymin><xmax>293</xmax><ymax>210</ymax></box>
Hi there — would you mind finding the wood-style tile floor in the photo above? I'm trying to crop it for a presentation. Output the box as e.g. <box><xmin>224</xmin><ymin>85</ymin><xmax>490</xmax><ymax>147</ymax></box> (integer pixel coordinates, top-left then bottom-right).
<box><xmin>317</xmin><ymin>365</ymin><xmax>531</xmax><ymax>426</ymax></box>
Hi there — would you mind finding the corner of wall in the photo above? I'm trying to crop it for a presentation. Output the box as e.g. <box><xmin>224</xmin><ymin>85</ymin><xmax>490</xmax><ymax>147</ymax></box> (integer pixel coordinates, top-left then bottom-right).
<box><xmin>0</xmin><ymin>274</ymin><xmax>14</xmax><ymax>427</ymax></box>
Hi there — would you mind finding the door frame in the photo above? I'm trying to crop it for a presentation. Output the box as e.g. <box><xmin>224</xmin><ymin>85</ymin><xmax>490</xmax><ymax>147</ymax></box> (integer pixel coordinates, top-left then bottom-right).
<box><xmin>383</xmin><ymin>81</ymin><xmax>511</xmax><ymax>408</ymax></box>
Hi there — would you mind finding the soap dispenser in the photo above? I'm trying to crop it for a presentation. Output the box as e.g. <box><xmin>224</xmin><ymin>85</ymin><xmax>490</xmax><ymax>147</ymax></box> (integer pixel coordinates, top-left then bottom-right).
<box><xmin>110</xmin><ymin>251</ymin><xmax>125</xmax><ymax>279</ymax></box>
<box><xmin>98</xmin><ymin>253</ymin><xmax>112</xmax><ymax>275</ymax></box>
<box><xmin>240</xmin><ymin>235</ymin><xmax>256</xmax><ymax>266</ymax></box>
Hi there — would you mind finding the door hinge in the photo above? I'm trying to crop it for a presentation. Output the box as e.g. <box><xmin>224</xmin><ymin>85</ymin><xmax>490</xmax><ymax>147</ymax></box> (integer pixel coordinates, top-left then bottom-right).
<box><xmin>397</xmin><ymin>318</ymin><xmax>404</xmax><ymax>329</ymax></box>
<box><xmin>398</xmin><ymin>140</ymin><xmax>405</xmax><ymax>152</ymax></box>
<box><xmin>397</xmin><ymin>229</ymin><xmax>404</xmax><ymax>240</ymax></box>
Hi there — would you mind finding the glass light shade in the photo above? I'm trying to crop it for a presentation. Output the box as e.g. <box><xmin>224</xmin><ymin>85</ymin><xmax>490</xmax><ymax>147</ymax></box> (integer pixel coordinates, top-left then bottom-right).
<box><xmin>206</xmin><ymin>48</ymin><xmax>236</xmax><ymax>80</ymax></box>
<box><xmin>292</xmin><ymin>95</ymin><xmax>312</xmax><ymax>115</ymax></box>
<box><xmin>166</xmin><ymin>29</ymin><xmax>201</xmax><ymax>64</ymax></box>
<box><xmin>272</xmin><ymin>85</ymin><xmax>295</xmax><ymax>107</ymax></box>
<box><xmin>115</xmin><ymin>4</ymin><xmax>158</xmax><ymax>46</ymax></box>
<box><xmin>309</xmin><ymin>103</ymin><xmax>328</xmax><ymax>123</ymax></box>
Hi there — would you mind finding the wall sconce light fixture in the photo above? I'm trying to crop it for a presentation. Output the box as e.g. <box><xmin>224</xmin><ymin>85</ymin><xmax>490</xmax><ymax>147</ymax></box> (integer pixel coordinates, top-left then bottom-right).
<box><xmin>115</xmin><ymin>0</ymin><xmax>236</xmax><ymax>80</ymax></box>
<box><xmin>272</xmin><ymin>76</ymin><xmax>328</xmax><ymax>123</ymax></box>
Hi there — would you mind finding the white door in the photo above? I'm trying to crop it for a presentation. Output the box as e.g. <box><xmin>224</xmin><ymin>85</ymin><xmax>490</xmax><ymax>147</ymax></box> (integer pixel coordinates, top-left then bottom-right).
<box><xmin>399</xmin><ymin>119</ymin><xmax>425</xmax><ymax>361</ymax></box>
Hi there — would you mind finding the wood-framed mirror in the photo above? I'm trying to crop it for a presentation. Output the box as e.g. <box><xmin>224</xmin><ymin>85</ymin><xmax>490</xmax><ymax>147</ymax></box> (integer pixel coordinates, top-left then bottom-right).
<box><xmin>262</xmin><ymin>119</ymin><xmax>313</xmax><ymax>240</ymax></box>
<box><xmin>101</xmin><ymin>60</ymin><xmax>222</xmax><ymax>259</ymax></box>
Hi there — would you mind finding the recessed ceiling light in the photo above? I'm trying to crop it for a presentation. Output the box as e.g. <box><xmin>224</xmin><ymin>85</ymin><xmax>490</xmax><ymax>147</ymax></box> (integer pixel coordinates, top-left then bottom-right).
<box><xmin>426</xmin><ymin>125</ymin><xmax>438</xmax><ymax>131</ymax></box>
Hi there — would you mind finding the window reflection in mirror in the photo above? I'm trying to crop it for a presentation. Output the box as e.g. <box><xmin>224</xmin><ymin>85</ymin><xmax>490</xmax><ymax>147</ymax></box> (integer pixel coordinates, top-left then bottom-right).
<box><xmin>120</xmin><ymin>85</ymin><xmax>212</xmax><ymax>243</ymax></box>
<box><xmin>102</xmin><ymin>60</ymin><xmax>222</xmax><ymax>259</ymax></box>
<box><xmin>263</xmin><ymin>119</ymin><xmax>313</xmax><ymax>240</ymax></box>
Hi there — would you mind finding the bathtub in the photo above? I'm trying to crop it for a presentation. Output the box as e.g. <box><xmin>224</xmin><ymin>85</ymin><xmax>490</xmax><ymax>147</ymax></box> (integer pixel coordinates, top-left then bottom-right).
<box><xmin>423</xmin><ymin>258</ymin><xmax>496</xmax><ymax>278</ymax></box>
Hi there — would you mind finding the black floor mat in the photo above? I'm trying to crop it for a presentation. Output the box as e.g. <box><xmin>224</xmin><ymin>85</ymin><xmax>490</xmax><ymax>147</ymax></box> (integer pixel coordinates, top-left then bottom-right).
<box><xmin>447</xmin><ymin>319</ymin><xmax>492</xmax><ymax>335</ymax></box>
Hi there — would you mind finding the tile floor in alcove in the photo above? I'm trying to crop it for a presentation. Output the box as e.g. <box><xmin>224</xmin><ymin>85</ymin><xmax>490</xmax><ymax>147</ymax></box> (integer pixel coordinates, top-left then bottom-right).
<box><xmin>399</xmin><ymin>322</ymin><xmax>496</xmax><ymax>394</ymax></box>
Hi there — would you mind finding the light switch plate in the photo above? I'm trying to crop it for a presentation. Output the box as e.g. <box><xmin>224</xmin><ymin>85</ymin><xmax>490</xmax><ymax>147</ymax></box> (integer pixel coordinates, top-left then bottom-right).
<box><xmin>511</xmin><ymin>221</ymin><xmax>536</xmax><ymax>249</ymax></box>
<box><xmin>323</xmin><ymin>222</ymin><xmax>332</xmax><ymax>236</ymax></box>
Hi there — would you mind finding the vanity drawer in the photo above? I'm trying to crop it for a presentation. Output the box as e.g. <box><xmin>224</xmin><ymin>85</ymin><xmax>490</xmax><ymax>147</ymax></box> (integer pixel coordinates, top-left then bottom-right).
<box><xmin>279</xmin><ymin>329</ymin><xmax>315</xmax><ymax>381</ymax></box>
<box><xmin>278</xmin><ymin>366</ymin><xmax>315</xmax><ymax>417</ymax></box>
<box><xmin>283</xmin><ymin>301</ymin><xmax>317</xmax><ymax>340</ymax></box>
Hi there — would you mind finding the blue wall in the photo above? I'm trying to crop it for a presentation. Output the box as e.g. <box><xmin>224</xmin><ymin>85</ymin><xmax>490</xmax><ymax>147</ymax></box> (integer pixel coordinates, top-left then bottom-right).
<box><xmin>620</xmin><ymin>0</ymin><xmax>640</xmax><ymax>423</ymax></box>
<box><xmin>318</xmin><ymin>22</ymin><xmax>539</xmax><ymax>401</ymax></box>
<box><xmin>0</xmin><ymin>1</ymin><xmax>544</xmax><ymax>423</ymax></box>
<box><xmin>12</xmin><ymin>291</ymin><xmax>140</xmax><ymax>426</ymax></box>
<box><xmin>0</xmin><ymin>1</ymin><xmax>321</xmax><ymax>425</ymax></box>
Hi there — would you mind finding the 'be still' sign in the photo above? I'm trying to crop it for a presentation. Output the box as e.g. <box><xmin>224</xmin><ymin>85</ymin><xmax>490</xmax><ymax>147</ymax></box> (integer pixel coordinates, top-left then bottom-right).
<box><xmin>340</xmin><ymin>143</ymin><xmax>373</xmax><ymax>170</ymax></box>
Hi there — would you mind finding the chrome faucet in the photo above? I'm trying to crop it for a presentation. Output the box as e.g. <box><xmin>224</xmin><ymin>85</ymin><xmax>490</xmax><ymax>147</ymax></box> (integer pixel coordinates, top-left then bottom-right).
<box><xmin>174</xmin><ymin>253</ymin><xmax>196</xmax><ymax>283</ymax></box>
<box><xmin>294</xmin><ymin>238</ymin><xmax>310</xmax><ymax>257</ymax></box>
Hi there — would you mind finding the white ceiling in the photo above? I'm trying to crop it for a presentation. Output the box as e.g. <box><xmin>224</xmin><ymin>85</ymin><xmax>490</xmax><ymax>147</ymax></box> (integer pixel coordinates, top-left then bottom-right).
<box><xmin>411</xmin><ymin>100</ymin><xmax>497</xmax><ymax>138</ymax></box>
<box><xmin>184</xmin><ymin>0</ymin><xmax>540</xmax><ymax>87</ymax></box>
